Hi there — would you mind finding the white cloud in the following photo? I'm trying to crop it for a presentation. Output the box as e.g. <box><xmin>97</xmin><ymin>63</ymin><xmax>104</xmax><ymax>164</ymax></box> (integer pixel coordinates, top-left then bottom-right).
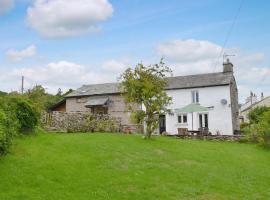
<box><xmin>0</xmin><ymin>61</ymin><xmax>116</xmax><ymax>93</ymax></box>
<box><xmin>27</xmin><ymin>0</ymin><xmax>113</xmax><ymax>38</ymax></box>
<box><xmin>6</xmin><ymin>45</ymin><xmax>37</xmax><ymax>62</ymax></box>
<box><xmin>157</xmin><ymin>39</ymin><xmax>222</xmax><ymax>62</ymax></box>
<box><xmin>101</xmin><ymin>58</ymin><xmax>130</xmax><ymax>73</ymax></box>
<box><xmin>0</xmin><ymin>0</ymin><xmax>13</xmax><ymax>15</ymax></box>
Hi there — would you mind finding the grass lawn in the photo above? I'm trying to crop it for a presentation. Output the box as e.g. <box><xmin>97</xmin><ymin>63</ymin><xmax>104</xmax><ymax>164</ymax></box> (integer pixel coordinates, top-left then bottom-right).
<box><xmin>0</xmin><ymin>133</ymin><xmax>270</xmax><ymax>200</ymax></box>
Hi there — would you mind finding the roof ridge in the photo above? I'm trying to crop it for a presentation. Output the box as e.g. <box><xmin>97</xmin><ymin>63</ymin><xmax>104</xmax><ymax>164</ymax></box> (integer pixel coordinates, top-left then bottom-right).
<box><xmin>168</xmin><ymin>72</ymin><xmax>231</xmax><ymax>79</ymax></box>
<box><xmin>83</xmin><ymin>82</ymin><xmax>119</xmax><ymax>87</ymax></box>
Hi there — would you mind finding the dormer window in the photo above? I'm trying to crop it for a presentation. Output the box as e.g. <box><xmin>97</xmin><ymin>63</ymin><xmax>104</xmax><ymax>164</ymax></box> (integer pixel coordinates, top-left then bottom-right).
<box><xmin>192</xmin><ymin>91</ymin><xmax>199</xmax><ymax>103</ymax></box>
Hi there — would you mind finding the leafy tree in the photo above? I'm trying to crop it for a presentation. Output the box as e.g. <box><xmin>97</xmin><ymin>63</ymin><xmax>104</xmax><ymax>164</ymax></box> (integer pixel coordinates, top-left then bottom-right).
<box><xmin>248</xmin><ymin>106</ymin><xmax>270</xmax><ymax>124</ymax></box>
<box><xmin>120</xmin><ymin>59</ymin><xmax>172</xmax><ymax>139</ymax></box>
<box><xmin>62</xmin><ymin>88</ymin><xmax>74</xmax><ymax>96</ymax></box>
<box><xmin>25</xmin><ymin>85</ymin><xmax>63</xmax><ymax>112</ymax></box>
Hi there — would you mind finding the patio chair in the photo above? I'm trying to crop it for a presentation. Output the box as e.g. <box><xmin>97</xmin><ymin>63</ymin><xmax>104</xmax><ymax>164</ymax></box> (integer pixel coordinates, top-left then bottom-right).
<box><xmin>178</xmin><ymin>128</ymin><xmax>188</xmax><ymax>136</ymax></box>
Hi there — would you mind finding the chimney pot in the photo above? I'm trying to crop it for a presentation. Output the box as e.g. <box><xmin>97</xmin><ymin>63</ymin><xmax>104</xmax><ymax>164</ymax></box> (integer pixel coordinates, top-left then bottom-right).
<box><xmin>261</xmin><ymin>92</ymin><xmax>264</xmax><ymax>100</ymax></box>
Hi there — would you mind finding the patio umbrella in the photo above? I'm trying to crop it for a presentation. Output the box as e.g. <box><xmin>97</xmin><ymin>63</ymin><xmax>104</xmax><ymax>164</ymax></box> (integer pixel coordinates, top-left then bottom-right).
<box><xmin>175</xmin><ymin>103</ymin><xmax>208</xmax><ymax>130</ymax></box>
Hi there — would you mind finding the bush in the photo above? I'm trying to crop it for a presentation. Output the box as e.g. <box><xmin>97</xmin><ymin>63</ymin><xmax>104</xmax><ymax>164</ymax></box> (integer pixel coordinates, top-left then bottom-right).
<box><xmin>248</xmin><ymin>106</ymin><xmax>270</xmax><ymax>124</ymax></box>
<box><xmin>0</xmin><ymin>108</ymin><xmax>17</xmax><ymax>155</ymax></box>
<box><xmin>254</xmin><ymin>111</ymin><xmax>270</xmax><ymax>147</ymax></box>
<box><xmin>240</xmin><ymin>122</ymin><xmax>249</xmax><ymax>130</ymax></box>
<box><xmin>244</xmin><ymin>110</ymin><xmax>270</xmax><ymax>148</ymax></box>
<box><xmin>3</xmin><ymin>97</ymin><xmax>39</xmax><ymax>133</ymax></box>
<box><xmin>66</xmin><ymin>115</ymin><xmax>121</xmax><ymax>133</ymax></box>
<box><xmin>15</xmin><ymin>99</ymin><xmax>39</xmax><ymax>132</ymax></box>
<box><xmin>0</xmin><ymin>96</ymin><xmax>39</xmax><ymax>154</ymax></box>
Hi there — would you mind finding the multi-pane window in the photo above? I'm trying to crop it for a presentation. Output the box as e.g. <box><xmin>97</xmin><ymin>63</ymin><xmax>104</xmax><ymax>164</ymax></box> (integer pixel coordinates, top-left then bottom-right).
<box><xmin>178</xmin><ymin>114</ymin><xmax>187</xmax><ymax>124</ymax></box>
<box><xmin>199</xmin><ymin>113</ymin><xmax>208</xmax><ymax>128</ymax></box>
<box><xmin>192</xmin><ymin>91</ymin><xmax>199</xmax><ymax>103</ymax></box>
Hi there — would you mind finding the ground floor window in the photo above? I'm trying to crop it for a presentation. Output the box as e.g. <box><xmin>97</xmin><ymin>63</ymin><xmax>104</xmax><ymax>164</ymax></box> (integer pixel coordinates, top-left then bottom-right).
<box><xmin>178</xmin><ymin>114</ymin><xmax>187</xmax><ymax>124</ymax></box>
<box><xmin>199</xmin><ymin>113</ymin><xmax>208</xmax><ymax>128</ymax></box>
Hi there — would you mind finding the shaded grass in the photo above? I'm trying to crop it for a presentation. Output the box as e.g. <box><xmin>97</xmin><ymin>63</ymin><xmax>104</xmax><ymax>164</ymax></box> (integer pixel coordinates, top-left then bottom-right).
<box><xmin>0</xmin><ymin>133</ymin><xmax>270</xmax><ymax>200</ymax></box>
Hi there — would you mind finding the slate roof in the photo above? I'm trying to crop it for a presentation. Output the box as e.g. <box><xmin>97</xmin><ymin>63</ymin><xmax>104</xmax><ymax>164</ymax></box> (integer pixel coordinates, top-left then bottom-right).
<box><xmin>66</xmin><ymin>72</ymin><xmax>233</xmax><ymax>98</ymax></box>
<box><xmin>66</xmin><ymin>83</ymin><xmax>120</xmax><ymax>97</ymax></box>
<box><xmin>166</xmin><ymin>72</ymin><xmax>233</xmax><ymax>90</ymax></box>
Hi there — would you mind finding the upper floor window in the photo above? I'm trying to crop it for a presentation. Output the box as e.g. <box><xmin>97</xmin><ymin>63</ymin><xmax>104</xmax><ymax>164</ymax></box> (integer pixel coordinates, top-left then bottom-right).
<box><xmin>192</xmin><ymin>91</ymin><xmax>199</xmax><ymax>103</ymax></box>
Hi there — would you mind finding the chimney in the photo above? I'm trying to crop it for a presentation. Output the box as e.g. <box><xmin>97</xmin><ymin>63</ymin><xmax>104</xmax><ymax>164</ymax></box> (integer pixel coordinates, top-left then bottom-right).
<box><xmin>223</xmin><ymin>58</ymin><xmax>234</xmax><ymax>73</ymax></box>
<box><xmin>261</xmin><ymin>92</ymin><xmax>264</xmax><ymax>100</ymax></box>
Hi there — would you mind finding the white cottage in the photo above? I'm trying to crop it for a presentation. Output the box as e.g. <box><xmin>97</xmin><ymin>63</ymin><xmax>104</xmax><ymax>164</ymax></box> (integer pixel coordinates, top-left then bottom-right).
<box><xmin>159</xmin><ymin>60</ymin><xmax>239</xmax><ymax>135</ymax></box>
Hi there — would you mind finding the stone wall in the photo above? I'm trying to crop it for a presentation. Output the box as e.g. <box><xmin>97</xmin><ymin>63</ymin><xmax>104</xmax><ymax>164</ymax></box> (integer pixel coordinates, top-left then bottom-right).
<box><xmin>230</xmin><ymin>76</ymin><xmax>240</xmax><ymax>133</ymax></box>
<box><xmin>173</xmin><ymin>135</ymin><xmax>244</xmax><ymax>142</ymax></box>
<box><xmin>42</xmin><ymin>111</ymin><xmax>142</xmax><ymax>133</ymax></box>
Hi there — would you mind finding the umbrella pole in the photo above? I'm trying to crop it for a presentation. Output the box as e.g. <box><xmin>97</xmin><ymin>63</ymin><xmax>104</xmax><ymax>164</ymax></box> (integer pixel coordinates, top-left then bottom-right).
<box><xmin>192</xmin><ymin>112</ymin><xmax>193</xmax><ymax>130</ymax></box>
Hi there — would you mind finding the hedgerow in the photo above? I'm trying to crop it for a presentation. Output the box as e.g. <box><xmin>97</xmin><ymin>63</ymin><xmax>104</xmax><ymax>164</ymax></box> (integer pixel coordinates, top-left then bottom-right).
<box><xmin>0</xmin><ymin>96</ymin><xmax>39</xmax><ymax>154</ymax></box>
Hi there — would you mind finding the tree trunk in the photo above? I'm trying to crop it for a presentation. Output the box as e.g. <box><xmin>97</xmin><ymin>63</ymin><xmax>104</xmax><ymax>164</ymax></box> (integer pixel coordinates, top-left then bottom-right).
<box><xmin>145</xmin><ymin>115</ymin><xmax>153</xmax><ymax>139</ymax></box>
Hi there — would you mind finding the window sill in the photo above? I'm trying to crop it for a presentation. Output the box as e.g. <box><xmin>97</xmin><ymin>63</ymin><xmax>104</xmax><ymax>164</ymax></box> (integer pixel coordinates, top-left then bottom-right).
<box><xmin>177</xmin><ymin>123</ymin><xmax>188</xmax><ymax>126</ymax></box>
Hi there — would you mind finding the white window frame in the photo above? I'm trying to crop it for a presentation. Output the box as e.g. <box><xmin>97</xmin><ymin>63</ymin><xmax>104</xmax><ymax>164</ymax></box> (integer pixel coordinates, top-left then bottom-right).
<box><xmin>198</xmin><ymin>113</ymin><xmax>208</xmax><ymax>128</ymax></box>
<box><xmin>191</xmin><ymin>90</ymin><xmax>199</xmax><ymax>103</ymax></box>
<box><xmin>178</xmin><ymin>113</ymin><xmax>187</xmax><ymax>124</ymax></box>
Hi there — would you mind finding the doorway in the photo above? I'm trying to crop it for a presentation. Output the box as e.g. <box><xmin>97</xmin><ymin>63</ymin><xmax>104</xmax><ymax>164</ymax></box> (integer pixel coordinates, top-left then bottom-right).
<box><xmin>199</xmin><ymin>113</ymin><xmax>208</xmax><ymax>128</ymax></box>
<box><xmin>159</xmin><ymin>115</ymin><xmax>166</xmax><ymax>134</ymax></box>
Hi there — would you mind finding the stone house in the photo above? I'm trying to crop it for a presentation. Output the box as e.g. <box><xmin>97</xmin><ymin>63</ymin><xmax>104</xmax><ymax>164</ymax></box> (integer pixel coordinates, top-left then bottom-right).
<box><xmin>63</xmin><ymin>60</ymin><xmax>239</xmax><ymax>135</ymax></box>
<box><xmin>65</xmin><ymin>83</ymin><xmax>139</xmax><ymax>127</ymax></box>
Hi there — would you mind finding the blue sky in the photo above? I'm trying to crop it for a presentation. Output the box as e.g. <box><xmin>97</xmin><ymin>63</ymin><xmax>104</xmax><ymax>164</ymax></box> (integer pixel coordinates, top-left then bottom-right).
<box><xmin>0</xmin><ymin>0</ymin><xmax>269</xmax><ymax>102</ymax></box>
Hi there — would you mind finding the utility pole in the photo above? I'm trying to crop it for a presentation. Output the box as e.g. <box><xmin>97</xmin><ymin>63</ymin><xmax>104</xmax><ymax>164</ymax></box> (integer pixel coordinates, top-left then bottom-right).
<box><xmin>21</xmin><ymin>76</ymin><xmax>24</xmax><ymax>94</ymax></box>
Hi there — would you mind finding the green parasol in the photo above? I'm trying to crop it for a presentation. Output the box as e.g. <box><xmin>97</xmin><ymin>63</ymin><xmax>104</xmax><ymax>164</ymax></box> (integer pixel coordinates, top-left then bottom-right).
<box><xmin>175</xmin><ymin>104</ymin><xmax>208</xmax><ymax>130</ymax></box>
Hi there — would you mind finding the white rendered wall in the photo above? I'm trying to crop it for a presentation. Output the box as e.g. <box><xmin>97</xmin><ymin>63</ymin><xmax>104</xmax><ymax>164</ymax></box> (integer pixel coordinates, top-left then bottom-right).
<box><xmin>165</xmin><ymin>85</ymin><xmax>233</xmax><ymax>135</ymax></box>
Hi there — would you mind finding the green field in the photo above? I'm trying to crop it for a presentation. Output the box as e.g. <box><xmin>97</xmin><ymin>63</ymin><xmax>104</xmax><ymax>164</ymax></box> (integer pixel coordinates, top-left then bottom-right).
<box><xmin>0</xmin><ymin>133</ymin><xmax>270</xmax><ymax>200</ymax></box>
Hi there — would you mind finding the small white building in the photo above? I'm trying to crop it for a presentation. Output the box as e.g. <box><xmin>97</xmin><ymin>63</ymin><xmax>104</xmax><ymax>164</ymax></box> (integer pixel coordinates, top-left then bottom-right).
<box><xmin>159</xmin><ymin>60</ymin><xmax>239</xmax><ymax>135</ymax></box>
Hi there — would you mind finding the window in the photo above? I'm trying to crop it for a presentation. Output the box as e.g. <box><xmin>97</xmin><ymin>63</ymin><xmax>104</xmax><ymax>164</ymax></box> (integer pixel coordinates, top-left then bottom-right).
<box><xmin>204</xmin><ymin>114</ymin><xmax>208</xmax><ymax>128</ymax></box>
<box><xmin>192</xmin><ymin>91</ymin><xmax>199</xmax><ymax>103</ymax></box>
<box><xmin>178</xmin><ymin>115</ymin><xmax>182</xmax><ymax>123</ymax></box>
<box><xmin>183</xmin><ymin>115</ymin><xmax>187</xmax><ymax>123</ymax></box>
<box><xmin>199</xmin><ymin>113</ymin><xmax>208</xmax><ymax>128</ymax></box>
<box><xmin>178</xmin><ymin>114</ymin><xmax>187</xmax><ymax>124</ymax></box>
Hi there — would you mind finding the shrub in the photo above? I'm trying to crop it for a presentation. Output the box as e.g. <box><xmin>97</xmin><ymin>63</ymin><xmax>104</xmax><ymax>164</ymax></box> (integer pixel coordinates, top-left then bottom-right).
<box><xmin>66</xmin><ymin>115</ymin><xmax>121</xmax><ymax>133</ymax></box>
<box><xmin>244</xmin><ymin>110</ymin><xmax>270</xmax><ymax>148</ymax></box>
<box><xmin>0</xmin><ymin>95</ymin><xmax>39</xmax><ymax>155</ymax></box>
<box><xmin>240</xmin><ymin>122</ymin><xmax>249</xmax><ymax>130</ymax></box>
<box><xmin>248</xmin><ymin>106</ymin><xmax>270</xmax><ymax>124</ymax></box>
<box><xmin>15</xmin><ymin>99</ymin><xmax>39</xmax><ymax>132</ymax></box>
<box><xmin>0</xmin><ymin>108</ymin><xmax>16</xmax><ymax>155</ymax></box>
<box><xmin>254</xmin><ymin>111</ymin><xmax>270</xmax><ymax>147</ymax></box>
